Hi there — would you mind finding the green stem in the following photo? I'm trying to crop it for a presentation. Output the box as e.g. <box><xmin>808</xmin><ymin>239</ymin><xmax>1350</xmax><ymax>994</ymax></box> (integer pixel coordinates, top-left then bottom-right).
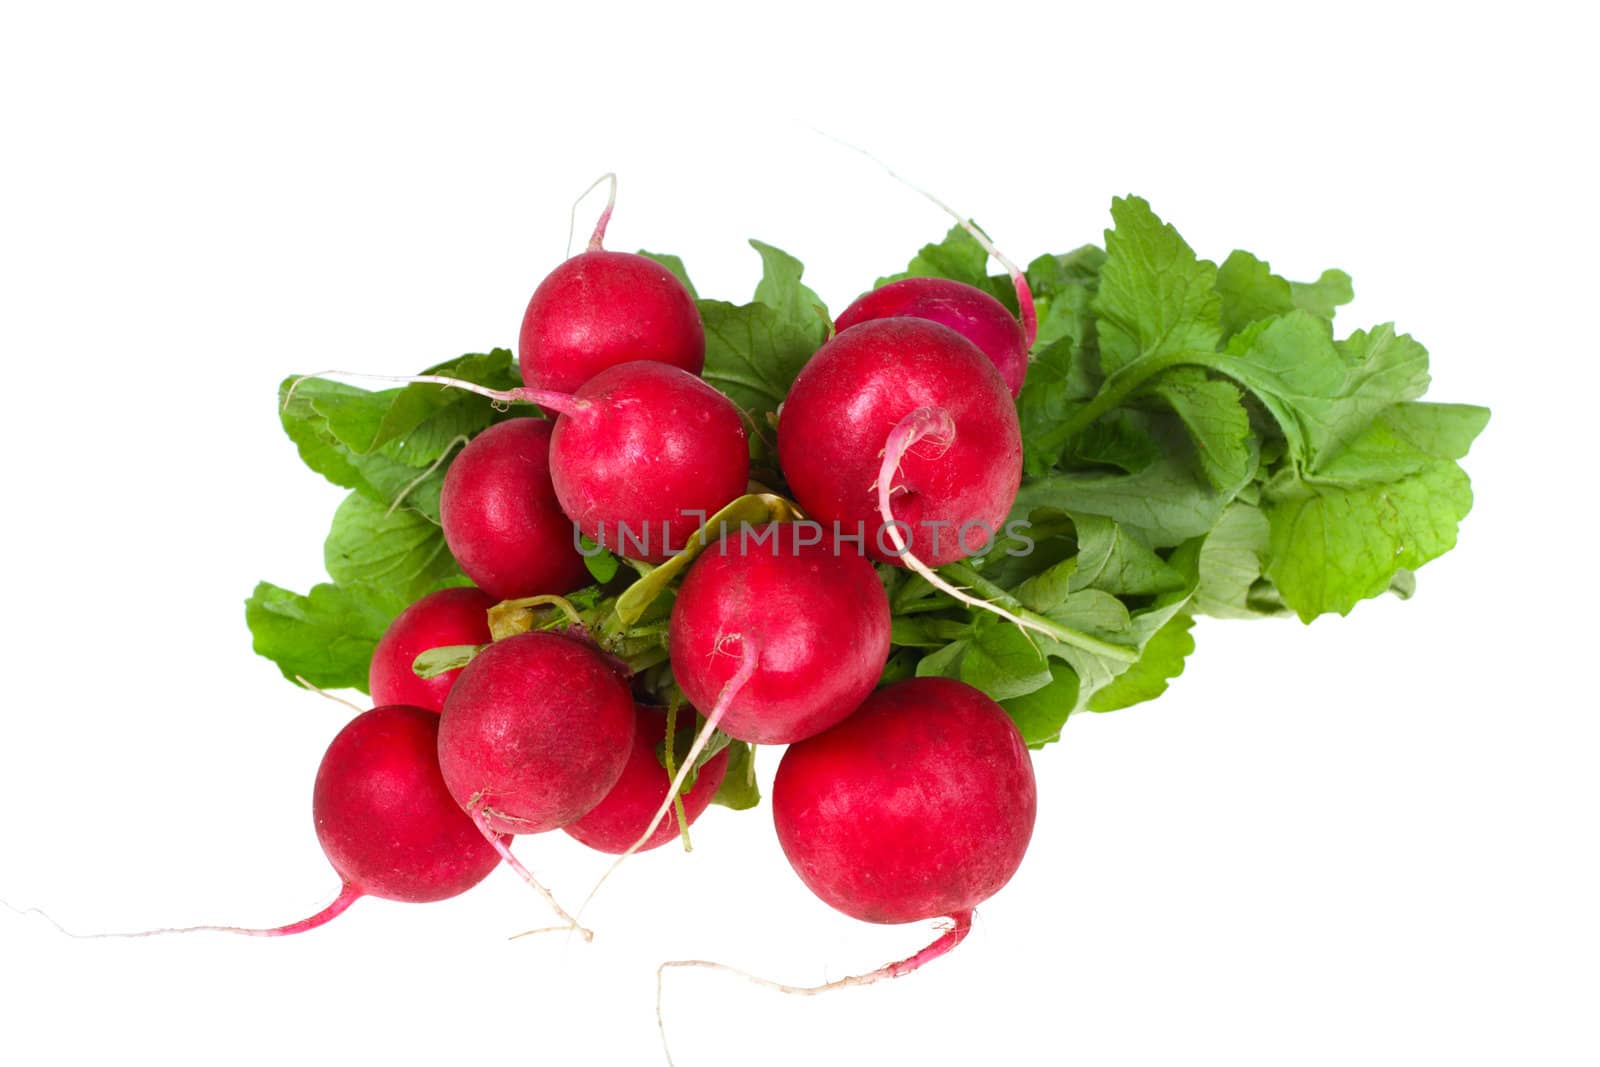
<box><xmin>890</xmin><ymin>572</ymin><xmax>935</xmax><ymax>614</ymax></box>
<box><xmin>622</xmin><ymin>620</ymin><xmax>672</xmax><ymax>638</ymax></box>
<box><xmin>893</xmin><ymin>598</ymin><xmax>967</xmax><ymax>616</ymax></box>
<box><xmin>488</xmin><ymin>594</ymin><xmax>591</xmax><ymax>642</ymax></box>
<box><xmin>939</xmin><ymin>562</ymin><xmax>1014</xmax><ymax>605</ymax></box>
<box><xmin>501</xmin><ymin>594</ymin><xmax>583</xmax><ymax>627</ymax></box>
<box><xmin>1032</xmin><ymin>349</ymin><xmax>1196</xmax><ymax>457</ymax></box>
<box><xmin>920</xmin><ymin>618</ymin><xmax>975</xmax><ymax>642</ymax></box>
<box><xmin>663</xmin><ymin>697</ymin><xmax>692</xmax><ymax>852</ymax></box>
<box><xmin>623</xmin><ymin>646</ymin><xmax>672</xmax><ymax>674</ymax></box>
<box><xmin>939</xmin><ymin>562</ymin><xmax>1138</xmax><ymax>663</ymax></box>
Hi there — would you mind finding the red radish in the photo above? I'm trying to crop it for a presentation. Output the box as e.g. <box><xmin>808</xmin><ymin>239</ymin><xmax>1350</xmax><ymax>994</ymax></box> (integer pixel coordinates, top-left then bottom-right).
<box><xmin>312</xmin><ymin>705</ymin><xmax>503</xmax><ymax>911</ymax></box>
<box><xmin>49</xmin><ymin>705</ymin><xmax>503</xmax><ymax>938</ymax></box>
<box><xmin>835</xmin><ymin>277</ymin><xmax>1030</xmax><ymax>397</ymax></box>
<box><xmin>546</xmin><ymin>361</ymin><xmax>749</xmax><ymax>563</ymax></box>
<box><xmin>369</xmin><ymin>587</ymin><xmax>495</xmax><ymax>712</ymax></box>
<box><xmin>654</xmin><ymin>678</ymin><xmax>1034</xmax><ymax>1030</ymax></box>
<box><xmin>439</xmin><ymin>418</ymin><xmax>591</xmax><ymax>601</ymax></box>
<box><xmin>520</xmin><ymin>253</ymin><xmax>704</xmax><ymax>393</ymax></box>
<box><xmin>777</xmin><ymin>317</ymin><xmax>1022</xmax><ymax>568</ymax></box>
<box><xmin>587</xmin><ymin>528</ymin><xmax>889</xmax><ymax>901</ymax></box>
<box><xmin>564</xmin><ymin>706</ymin><xmax>729</xmax><ymax>855</ymax></box>
<box><xmin>438</xmin><ymin>631</ymin><xmax>635</xmax><ymax>836</ymax></box>
<box><xmin>773</xmin><ymin>676</ymin><xmax>1035</xmax><ymax>941</ymax></box>
<box><xmin>340</xmin><ymin>362</ymin><xmax>750</xmax><ymax>565</ymax></box>
<box><xmin>519</xmin><ymin>174</ymin><xmax>704</xmax><ymax>393</ymax></box>
<box><xmin>668</xmin><ymin>526</ymin><xmax>891</xmax><ymax>744</ymax></box>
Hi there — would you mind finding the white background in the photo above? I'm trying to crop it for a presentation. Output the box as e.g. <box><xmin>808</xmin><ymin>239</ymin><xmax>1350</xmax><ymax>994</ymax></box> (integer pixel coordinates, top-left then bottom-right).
<box><xmin>2</xmin><ymin>3</ymin><xmax>1595</xmax><ymax>1065</ymax></box>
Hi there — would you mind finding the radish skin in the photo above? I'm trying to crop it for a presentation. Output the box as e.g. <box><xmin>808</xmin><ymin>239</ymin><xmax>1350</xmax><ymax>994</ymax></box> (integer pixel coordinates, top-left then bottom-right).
<box><xmin>773</xmin><ymin>678</ymin><xmax>1036</xmax><ymax>925</ymax></box>
<box><xmin>668</xmin><ymin>525</ymin><xmax>890</xmax><ymax>744</ymax></box>
<box><xmin>437</xmin><ymin>632</ymin><xmax>635</xmax><ymax>835</ymax></box>
<box><xmin>313</xmin><ymin>706</ymin><xmax>503</xmax><ymax>905</ymax></box>
<box><xmin>369</xmin><ymin>587</ymin><xmax>496</xmax><ymax>712</ymax></box>
<box><xmin>836</xmin><ymin>277</ymin><xmax>1030</xmax><ymax>397</ymax></box>
<box><xmin>439</xmin><ymin>419</ymin><xmax>591</xmax><ymax>601</ymax></box>
<box><xmin>548</xmin><ymin>361</ymin><xmax>749</xmax><ymax>563</ymax></box>
<box><xmin>519</xmin><ymin>252</ymin><xmax>704</xmax><ymax>394</ymax></box>
<box><xmin>564</xmin><ymin>706</ymin><xmax>729</xmax><ymax>855</ymax></box>
<box><xmin>778</xmin><ymin>318</ymin><xmax>1022</xmax><ymax>567</ymax></box>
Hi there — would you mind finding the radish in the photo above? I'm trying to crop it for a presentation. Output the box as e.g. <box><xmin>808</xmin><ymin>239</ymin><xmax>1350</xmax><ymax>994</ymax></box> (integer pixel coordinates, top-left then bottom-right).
<box><xmin>372</xmin><ymin>361</ymin><xmax>747</xmax><ymax>565</ymax></box>
<box><xmin>369</xmin><ymin>587</ymin><xmax>496</xmax><ymax>712</ymax></box>
<box><xmin>579</xmin><ymin>523</ymin><xmax>891</xmax><ymax>898</ymax></box>
<box><xmin>35</xmin><ymin>705</ymin><xmax>504</xmax><ymax>938</ymax></box>
<box><xmin>586</xmin><ymin>528</ymin><xmax>889</xmax><ymax>896</ymax></box>
<box><xmin>653</xmin><ymin>678</ymin><xmax>1035</xmax><ymax>1045</ymax></box>
<box><xmin>772</xmin><ymin>676</ymin><xmax>1036</xmax><ymax>955</ymax></box>
<box><xmin>564</xmin><ymin>705</ymin><xmax>729</xmax><ymax>855</ymax></box>
<box><xmin>439</xmin><ymin>418</ymin><xmax>592</xmax><ymax>601</ymax></box>
<box><xmin>437</xmin><ymin>631</ymin><xmax>635</xmax><ymax>837</ymax></box>
<box><xmin>778</xmin><ymin>317</ymin><xmax>1022</xmax><ymax>568</ymax></box>
<box><xmin>835</xmin><ymin>277</ymin><xmax>1030</xmax><ymax>397</ymax></box>
<box><xmin>519</xmin><ymin>174</ymin><xmax>704</xmax><ymax>393</ymax></box>
<box><xmin>310</xmin><ymin>705</ymin><xmax>503</xmax><ymax>915</ymax></box>
<box><xmin>668</xmin><ymin>525</ymin><xmax>891</xmax><ymax>744</ymax></box>
<box><xmin>24</xmin><ymin>705</ymin><xmax>604</xmax><ymax>939</ymax></box>
<box><xmin>519</xmin><ymin>253</ymin><xmax>704</xmax><ymax>393</ymax></box>
<box><xmin>775</xmin><ymin>316</ymin><xmax>1064</xmax><ymax>640</ymax></box>
<box><xmin>544</xmin><ymin>361</ymin><xmax>749</xmax><ymax>563</ymax></box>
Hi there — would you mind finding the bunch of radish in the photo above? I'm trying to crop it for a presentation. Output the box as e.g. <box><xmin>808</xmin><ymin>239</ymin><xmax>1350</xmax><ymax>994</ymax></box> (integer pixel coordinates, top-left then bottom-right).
<box><xmin>202</xmin><ymin>180</ymin><xmax>1044</xmax><ymax>985</ymax></box>
<box><xmin>157</xmin><ymin>171</ymin><xmax>1493</xmax><ymax>1048</ymax></box>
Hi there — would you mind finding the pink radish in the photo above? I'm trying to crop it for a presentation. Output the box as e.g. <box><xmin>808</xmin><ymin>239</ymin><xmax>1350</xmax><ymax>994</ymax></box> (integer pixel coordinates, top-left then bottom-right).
<box><xmin>372</xmin><ymin>362</ymin><xmax>748</xmax><ymax>565</ymax></box>
<box><xmin>668</xmin><ymin>525</ymin><xmax>890</xmax><ymax>745</ymax></box>
<box><xmin>773</xmin><ymin>676</ymin><xmax>1035</xmax><ymax>948</ymax></box>
<box><xmin>545</xmin><ymin>361</ymin><xmax>749</xmax><ymax>563</ymax></box>
<box><xmin>835</xmin><ymin>277</ymin><xmax>1030</xmax><ymax>397</ymax></box>
<box><xmin>437</xmin><ymin>631</ymin><xmax>635</xmax><ymax>836</ymax></box>
<box><xmin>564</xmin><ymin>706</ymin><xmax>729</xmax><ymax>855</ymax></box>
<box><xmin>777</xmin><ymin>318</ymin><xmax>1022</xmax><ymax>568</ymax></box>
<box><xmin>41</xmin><ymin>705</ymin><xmax>504</xmax><ymax>938</ymax></box>
<box><xmin>653</xmin><ymin>677</ymin><xmax>1035</xmax><ymax>1049</ymax></box>
<box><xmin>586</xmin><ymin>528</ymin><xmax>890</xmax><ymax>897</ymax></box>
<box><xmin>369</xmin><ymin>587</ymin><xmax>496</xmax><ymax>712</ymax></box>
<box><xmin>439</xmin><ymin>418</ymin><xmax>592</xmax><ymax>601</ymax></box>
<box><xmin>311</xmin><ymin>705</ymin><xmax>503</xmax><ymax>913</ymax></box>
<box><xmin>519</xmin><ymin>174</ymin><xmax>704</xmax><ymax>393</ymax></box>
<box><xmin>520</xmin><ymin>252</ymin><xmax>704</xmax><ymax>393</ymax></box>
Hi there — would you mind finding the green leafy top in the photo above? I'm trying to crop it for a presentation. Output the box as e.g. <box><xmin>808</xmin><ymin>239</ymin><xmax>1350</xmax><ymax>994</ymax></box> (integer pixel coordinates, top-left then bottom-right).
<box><xmin>695</xmin><ymin>240</ymin><xmax>829</xmax><ymax>468</ymax></box>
